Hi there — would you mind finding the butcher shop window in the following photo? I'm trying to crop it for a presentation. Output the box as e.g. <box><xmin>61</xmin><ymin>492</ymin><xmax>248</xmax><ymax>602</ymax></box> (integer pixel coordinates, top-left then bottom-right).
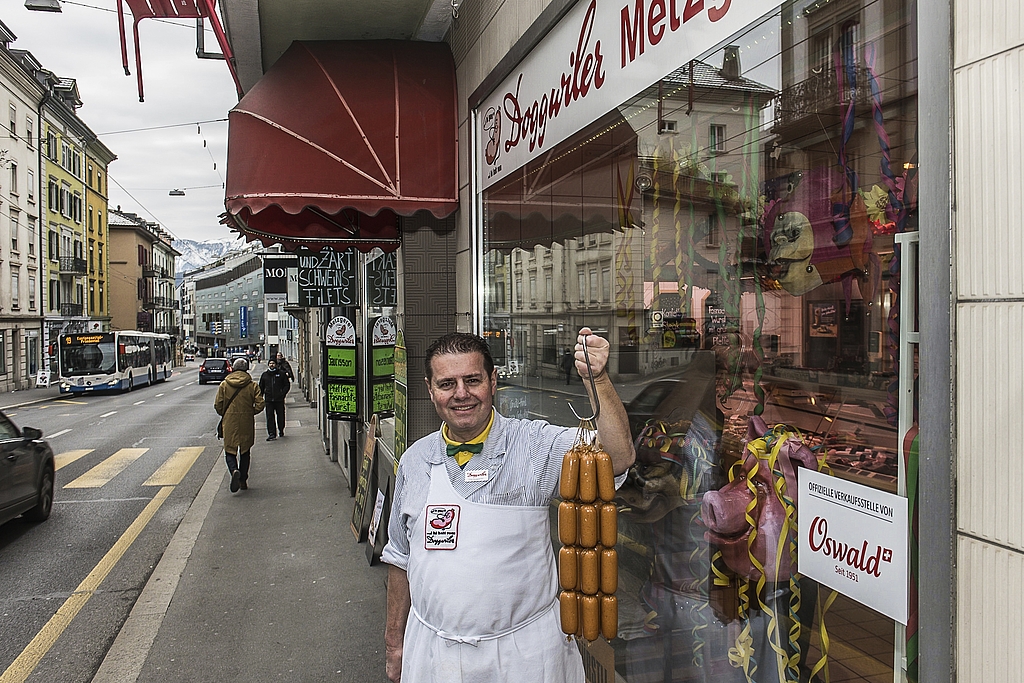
<box><xmin>480</xmin><ymin>0</ymin><xmax>918</xmax><ymax>680</ymax></box>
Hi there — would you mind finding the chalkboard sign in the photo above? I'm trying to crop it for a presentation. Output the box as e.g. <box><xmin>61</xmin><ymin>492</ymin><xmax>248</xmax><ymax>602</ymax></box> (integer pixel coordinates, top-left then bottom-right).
<box><xmin>367</xmin><ymin>251</ymin><xmax>397</xmax><ymax>307</ymax></box>
<box><xmin>297</xmin><ymin>250</ymin><xmax>357</xmax><ymax>307</ymax></box>
<box><xmin>351</xmin><ymin>414</ymin><xmax>379</xmax><ymax>542</ymax></box>
<box><xmin>327</xmin><ymin>382</ymin><xmax>357</xmax><ymax>416</ymax></box>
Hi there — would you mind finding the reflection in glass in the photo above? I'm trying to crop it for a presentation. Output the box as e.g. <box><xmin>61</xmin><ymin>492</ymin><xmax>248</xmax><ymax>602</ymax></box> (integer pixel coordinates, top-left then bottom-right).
<box><xmin>482</xmin><ymin>0</ymin><xmax>917</xmax><ymax>681</ymax></box>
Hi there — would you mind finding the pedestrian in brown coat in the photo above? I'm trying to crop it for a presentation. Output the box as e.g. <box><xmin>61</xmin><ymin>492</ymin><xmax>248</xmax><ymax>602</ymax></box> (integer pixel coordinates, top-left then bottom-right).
<box><xmin>214</xmin><ymin>358</ymin><xmax>265</xmax><ymax>492</ymax></box>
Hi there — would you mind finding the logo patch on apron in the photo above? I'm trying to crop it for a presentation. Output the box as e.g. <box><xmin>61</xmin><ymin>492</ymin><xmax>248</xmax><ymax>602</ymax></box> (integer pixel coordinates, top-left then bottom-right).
<box><xmin>424</xmin><ymin>505</ymin><xmax>460</xmax><ymax>550</ymax></box>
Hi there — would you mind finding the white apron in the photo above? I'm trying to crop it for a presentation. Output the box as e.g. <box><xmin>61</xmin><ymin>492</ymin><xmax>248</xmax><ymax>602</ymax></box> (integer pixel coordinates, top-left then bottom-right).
<box><xmin>402</xmin><ymin>458</ymin><xmax>584</xmax><ymax>683</ymax></box>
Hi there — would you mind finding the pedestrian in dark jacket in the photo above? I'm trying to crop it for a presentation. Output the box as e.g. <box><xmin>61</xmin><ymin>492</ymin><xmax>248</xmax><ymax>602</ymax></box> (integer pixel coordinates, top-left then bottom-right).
<box><xmin>259</xmin><ymin>359</ymin><xmax>291</xmax><ymax>440</ymax></box>
<box><xmin>276</xmin><ymin>353</ymin><xmax>295</xmax><ymax>381</ymax></box>
<box><xmin>215</xmin><ymin>358</ymin><xmax>265</xmax><ymax>492</ymax></box>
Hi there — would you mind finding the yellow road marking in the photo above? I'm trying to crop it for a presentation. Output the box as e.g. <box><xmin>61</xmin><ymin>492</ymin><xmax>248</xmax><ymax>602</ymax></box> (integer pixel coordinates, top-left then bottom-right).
<box><xmin>0</xmin><ymin>486</ymin><xmax>173</xmax><ymax>683</ymax></box>
<box><xmin>143</xmin><ymin>447</ymin><xmax>205</xmax><ymax>486</ymax></box>
<box><xmin>63</xmin><ymin>449</ymin><xmax>148</xmax><ymax>489</ymax></box>
<box><xmin>56</xmin><ymin>400</ymin><xmax>87</xmax><ymax>405</ymax></box>
<box><xmin>54</xmin><ymin>450</ymin><xmax>93</xmax><ymax>471</ymax></box>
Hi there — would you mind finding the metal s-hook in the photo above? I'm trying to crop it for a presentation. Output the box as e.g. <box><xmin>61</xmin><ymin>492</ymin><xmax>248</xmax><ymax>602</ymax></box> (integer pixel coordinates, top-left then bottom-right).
<box><xmin>568</xmin><ymin>334</ymin><xmax>601</xmax><ymax>423</ymax></box>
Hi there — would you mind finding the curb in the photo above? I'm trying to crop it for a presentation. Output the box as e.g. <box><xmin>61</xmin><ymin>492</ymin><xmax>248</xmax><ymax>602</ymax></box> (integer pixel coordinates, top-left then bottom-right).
<box><xmin>0</xmin><ymin>393</ymin><xmax>64</xmax><ymax>411</ymax></box>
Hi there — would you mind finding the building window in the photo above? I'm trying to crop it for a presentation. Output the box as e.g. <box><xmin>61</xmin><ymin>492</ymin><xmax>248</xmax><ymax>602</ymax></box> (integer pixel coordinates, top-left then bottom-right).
<box><xmin>28</xmin><ymin>275</ymin><xmax>36</xmax><ymax>310</ymax></box>
<box><xmin>8</xmin><ymin>104</ymin><xmax>15</xmax><ymax>138</ymax></box>
<box><xmin>709</xmin><ymin>124</ymin><xmax>727</xmax><ymax>154</ymax></box>
<box><xmin>49</xmin><ymin>279</ymin><xmax>58</xmax><ymax>311</ymax></box>
<box><xmin>47</xmin><ymin>131</ymin><xmax>57</xmax><ymax>160</ymax></box>
<box><xmin>98</xmin><ymin>243</ymin><xmax>103</xmax><ymax>273</ymax></box>
<box><xmin>97</xmin><ymin>211</ymin><xmax>103</xmax><ymax>235</ymax></box>
<box><xmin>27</xmin><ymin>170</ymin><xmax>33</xmax><ymax>202</ymax></box>
<box><xmin>89</xmin><ymin>240</ymin><xmax>94</xmax><ymax>272</ymax></box>
<box><xmin>97</xmin><ymin>171</ymin><xmax>102</xmax><ymax>195</ymax></box>
<box><xmin>10</xmin><ymin>210</ymin><xmax>18</xmax><ymax>252</ymax></box>
<box><xmin>11</xmin><ymin>271</ymin><xmax>19</xmax><ymax>308</ymax></box>
<box><xmin>72</xmin><ymin>192</ymin><xmax>83</xmax><ymax>223</ymax></box>
<box><xmin>61</xmin><ymin>141</ymin><xmax>71</xmax><ymax>170</ymax></box>
<box><xmin>589</xmin><ymin>270</ymin><xmax>598</xmax><ymax>303</ymax></box>
<box><xmin>529</xmin><ymin>275</ymin><xmax>537</xmax><ymax>302</ymax></box>
<box><xmin>98</xmin><ymin>282</ymin><xmax>104</xmax><ymax>312</ymax></box>
<box><xmin>27</xmin><ymin>218</ymin><xmax>35</xmax><ymax>256</ymax></box>
<box><xmin>88</xmin><ymin>206</ymin><xmax>93</xmax><ymax>231</ymax></box>
<box><xmin>578</xmin><ymin>270</ymin><xmax>586</xmax><ymax>303</ymax></box>
<box><xmin>602</xmin><ymin>266</ymin><xmax>611</xmax><ymax>303</ymax></box>
<box><xmin>9</xmin><ymin>163</ymin><xmax>17</xmax><ymax>196</ymax></box>
<box><xmin>25</xmin><ymin>117</ymin><xmax>33</xmax><ymax>149</ymax></box>
<box><xmin>707</xmin><ymin>213</ymin><xmax>721</xmax><ymax>247</ymax></box>
<box><xmin>0</xmin><ymin>333</ymin><xmax>5</xmax><ymax>376</ymax></box>
<box><xmin>87</xmin><ymin>165</ymin><xmax>93</xmax><ymax>187</ymax></box>
<box><xmin>544</xmin><ymin>272</ymin><xmax>552</xmax><ymax>301</ymax></box>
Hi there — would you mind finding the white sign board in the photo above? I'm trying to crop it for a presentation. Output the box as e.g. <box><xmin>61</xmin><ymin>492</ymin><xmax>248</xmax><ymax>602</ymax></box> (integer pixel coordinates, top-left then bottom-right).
<box><xmin>371</xmin><ymin>317</ymin><xmax>397</xmax><ymax>346</ymax></box>
<box><xmin>325</xmin><ymin>316</ymin><xmax>356</xmax><ymax>347</ymax></box>
<box><xmin>798</xmin><ymin>469</ymin><xmax>909</xmax><ymax>624</ymax></box>
<box><xmin>478</xmin><ymin>0</ymin><xmax>783</xmax><ymax>189</ymax></box>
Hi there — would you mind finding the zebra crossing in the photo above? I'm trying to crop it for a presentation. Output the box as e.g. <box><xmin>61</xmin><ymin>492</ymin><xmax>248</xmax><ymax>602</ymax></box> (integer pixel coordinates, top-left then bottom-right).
<box><xmin>56</xmin><ymin>446</ymin><xmax>210</xmax><ymax>489</ymax></box>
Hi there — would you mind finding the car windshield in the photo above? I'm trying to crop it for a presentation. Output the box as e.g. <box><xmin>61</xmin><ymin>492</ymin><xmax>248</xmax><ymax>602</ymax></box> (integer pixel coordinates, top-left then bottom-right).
<box><xmin>61</xmin><ymin>342</ymin><xmax>117</xmax><ymax>376</ymax></box>
<box><xmin>205</xmin><ymin>360</ymin><xmax>227</xmax><ymax>368</ymax></box>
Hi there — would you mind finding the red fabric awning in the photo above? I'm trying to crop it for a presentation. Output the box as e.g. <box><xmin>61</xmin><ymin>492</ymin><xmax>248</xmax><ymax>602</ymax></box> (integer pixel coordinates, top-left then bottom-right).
<box><xmin>223</xmin><ymin>40</ymin><xmax>458</xmax><ymax>252</ymax></box>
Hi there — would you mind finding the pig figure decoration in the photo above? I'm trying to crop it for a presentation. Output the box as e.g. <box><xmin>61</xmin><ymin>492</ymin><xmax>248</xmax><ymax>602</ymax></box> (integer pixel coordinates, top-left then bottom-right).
<box><xmin>763</xmin><ymin>167</ymin><xmax>876</xmax><ymax>299</ymax></box>
<box><xmin>701</xmin><ymin>416</ymin><xmax>819</xmax><ymax>582</ymax></box>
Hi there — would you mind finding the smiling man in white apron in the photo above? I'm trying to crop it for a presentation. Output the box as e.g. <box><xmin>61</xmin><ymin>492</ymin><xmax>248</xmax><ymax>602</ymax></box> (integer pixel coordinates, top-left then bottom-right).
<box><xmin>382</xmin><ymin>328</ymin><xmax>635</xmax><ymax>683</ymax></box>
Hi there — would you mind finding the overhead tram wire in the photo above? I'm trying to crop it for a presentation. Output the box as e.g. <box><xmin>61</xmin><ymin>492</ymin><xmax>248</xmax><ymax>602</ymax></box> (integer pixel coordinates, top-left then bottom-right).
<box><xmin>108</xmin><ymin>173</ymin><xmax>177</xmax><ymax>239</ymax></box>
<box><xmin>97</xmin><ymin>118</ymin><xmax>228</xmax><ymax>137</ymax></box>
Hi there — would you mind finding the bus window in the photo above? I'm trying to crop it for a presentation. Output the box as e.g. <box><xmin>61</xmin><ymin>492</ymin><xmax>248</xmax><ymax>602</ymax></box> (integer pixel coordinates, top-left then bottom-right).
<box><xmin>61</xmin><ymin>340</ymin><xmax>116</xmax><ymax>376</ymax></box>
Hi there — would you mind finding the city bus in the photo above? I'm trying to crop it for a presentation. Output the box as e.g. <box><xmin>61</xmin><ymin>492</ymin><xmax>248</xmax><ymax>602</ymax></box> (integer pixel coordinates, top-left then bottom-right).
<box><xmin>57</xmin><ymin>332</ymin><xmax>174</xmax><ymax>394</ymax></box>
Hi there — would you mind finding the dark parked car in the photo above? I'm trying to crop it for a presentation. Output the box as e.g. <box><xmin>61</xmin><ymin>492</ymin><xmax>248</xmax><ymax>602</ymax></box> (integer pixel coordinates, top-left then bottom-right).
<box><xmin>199</xmin><ymin>358</ymin><xmax>230</xmax><ymax>385</ymax></box>
<box><xmin>0</xmin><ymin>410</ymin><xmax>55</xmax><ymax>526</ymax></box>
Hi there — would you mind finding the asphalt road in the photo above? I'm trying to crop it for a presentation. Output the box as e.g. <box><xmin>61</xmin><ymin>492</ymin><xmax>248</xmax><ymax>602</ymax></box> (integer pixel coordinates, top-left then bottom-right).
<box><xmin>0</xmin><ymin>364</ymin><xmax>227</xmax><ymax>683</ymax></box>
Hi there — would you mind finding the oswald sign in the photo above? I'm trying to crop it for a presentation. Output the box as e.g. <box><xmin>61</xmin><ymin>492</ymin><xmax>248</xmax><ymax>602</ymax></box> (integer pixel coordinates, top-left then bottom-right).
<box><xmin>477</xmin><ymin>0</ymin><xmax>782</xmax><ymax>189</ymax></box>
<box><xmin>798</xmin><ymin>469</ymin><xmax>909</xmax><ymax>624</ymax></box>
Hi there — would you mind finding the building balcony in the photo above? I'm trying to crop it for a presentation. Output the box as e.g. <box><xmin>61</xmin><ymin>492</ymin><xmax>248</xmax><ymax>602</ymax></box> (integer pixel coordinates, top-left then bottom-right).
<box><xmin>142</xmin><ymin>295</ymin><xmax>176</xmax><ymax>310</ymax></box>
<box><xmin>143</xmin><ymin>266</ymin><xmax>173</xmax><ymax>280</ymax></box>
<box><xmin>774</xmin><ymin>64</ymin><xmax>872</xmax><ymax>130</ymax></box>
<box><xmin>58</xmin><ymin>257</ymin><xmax>88</xmax><ymax>275</ymax></box>
<box><xmin>60</xmin><ymin>302</ymin><xmax>84</xmax><ymax>317</ymax></box>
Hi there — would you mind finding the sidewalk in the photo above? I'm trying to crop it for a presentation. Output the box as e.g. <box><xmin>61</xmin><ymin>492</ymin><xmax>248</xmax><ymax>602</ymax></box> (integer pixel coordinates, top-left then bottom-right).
<box><xmin>0</xmin><ymin>384</ymin><xmax>63</xmax><ymax>411</ymax></box>
<box><xmin>94</xmin><ymin>396</ymin><xmax>390</xmax><ymax>683</ymax></box>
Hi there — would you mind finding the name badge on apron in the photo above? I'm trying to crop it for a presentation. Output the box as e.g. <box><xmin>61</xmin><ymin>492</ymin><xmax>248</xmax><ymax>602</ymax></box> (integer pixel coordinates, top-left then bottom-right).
<box><xmin>424</xmin><ymin>505</ymin><xmax>460</xmax><ymax>550</ymax></box>
<box><xmin>464</xmin><ymin>468</ymin><xmax>489</xmax><ymax>483</ymax></box>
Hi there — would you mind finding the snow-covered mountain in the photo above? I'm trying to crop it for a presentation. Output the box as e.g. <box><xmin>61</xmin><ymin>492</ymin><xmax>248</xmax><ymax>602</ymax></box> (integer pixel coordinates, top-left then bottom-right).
<box><xmin>174</xmin><ymin>237</ymin><xmax>243</xmax><ymax>276</ymax></box>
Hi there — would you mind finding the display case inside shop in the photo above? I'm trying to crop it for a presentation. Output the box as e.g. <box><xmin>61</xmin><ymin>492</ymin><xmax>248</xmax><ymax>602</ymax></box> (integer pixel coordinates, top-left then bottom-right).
<box><xmin>480</xmin><ymin>0</ymin><xmax>919</xmax><ymax>679</ymax></box>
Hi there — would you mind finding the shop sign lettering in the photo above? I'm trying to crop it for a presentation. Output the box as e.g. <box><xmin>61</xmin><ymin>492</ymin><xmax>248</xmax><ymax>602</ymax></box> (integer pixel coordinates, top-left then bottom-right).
<box><xmin>297</xmin><ymin>251</ymin><xmax>356</xmax><ymax>306</ymax></box>
<box><xmin>798</xmin><ymin>469</ymin><xmax>909</xmax><ymax>624</ymax></box>
<box><xmin>479</xmin><ymin>0</ymin><xmax>781</xmax><ymax>189</ymax></box>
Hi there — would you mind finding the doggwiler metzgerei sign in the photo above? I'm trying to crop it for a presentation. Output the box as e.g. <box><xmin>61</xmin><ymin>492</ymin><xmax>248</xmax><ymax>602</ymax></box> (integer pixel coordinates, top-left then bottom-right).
<box><xmin>297</xmin><ymin>250</ymin><xmax>357</xmax><ymax>307</ymax></box>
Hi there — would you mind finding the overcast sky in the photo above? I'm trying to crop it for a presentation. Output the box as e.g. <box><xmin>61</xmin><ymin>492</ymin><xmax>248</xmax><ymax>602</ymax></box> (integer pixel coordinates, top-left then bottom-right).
<box><xmin>5</xmin><ymin>1</ymin><xmax>241</xmax><ymax>243</ymax></box>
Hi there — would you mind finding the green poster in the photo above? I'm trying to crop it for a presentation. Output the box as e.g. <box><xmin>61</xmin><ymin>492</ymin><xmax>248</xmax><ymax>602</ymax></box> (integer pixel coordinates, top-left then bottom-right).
<box><xmin>372</xmin><ymin>380</ymin><xmax>395</xmax><ymax>414</ymax></box>
<box><xmin>372</xmin><ymin>346</ymin><xmax>395</xmax><ymax>377</ymax></box>
<box><xmin>326</xmin><ymin>382</ymin><xmax>357</xmax><ymax>415</ymax></box>
<box><xmin>326</xmin><ymin>347</ymin><xmax>356</xmax><ymax>378</ymax></box>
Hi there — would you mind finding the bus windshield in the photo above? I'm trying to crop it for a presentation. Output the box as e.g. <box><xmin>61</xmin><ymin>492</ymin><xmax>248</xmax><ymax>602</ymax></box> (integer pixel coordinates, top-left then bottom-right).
<box><xmin>61</xmin><ymin>340</ymin><xmax>117</xmax><ymax>375</ymax></box>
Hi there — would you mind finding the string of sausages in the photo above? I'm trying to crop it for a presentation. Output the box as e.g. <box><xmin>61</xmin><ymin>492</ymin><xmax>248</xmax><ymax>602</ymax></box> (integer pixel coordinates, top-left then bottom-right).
<box><xmin>557</xmin><ymin>428</ymin><xmax>618</xmax><ymax>642</ymax></box>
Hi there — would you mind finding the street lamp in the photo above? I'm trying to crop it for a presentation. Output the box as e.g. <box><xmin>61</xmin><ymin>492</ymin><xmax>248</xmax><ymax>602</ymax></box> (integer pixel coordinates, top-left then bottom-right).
<box><xmin>168</xmin><ymin>189</ymin><xmax>185</xmax><ymax>196</ymax></box>
<box><xmin>25</xmin><ymin>0</ymin><xmax>62</xmax><ymax>11</ymax></box>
